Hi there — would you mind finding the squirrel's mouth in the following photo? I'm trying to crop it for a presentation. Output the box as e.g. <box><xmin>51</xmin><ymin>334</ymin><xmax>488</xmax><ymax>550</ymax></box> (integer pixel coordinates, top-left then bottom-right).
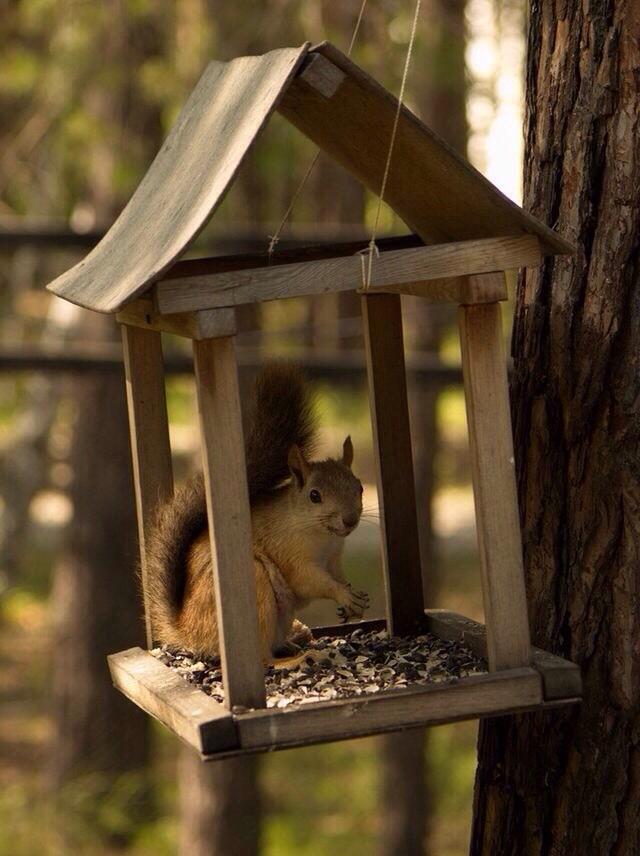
<box><xmin>326</xmin><ymin>524</ymin><xmax>356</xmax><ymax>537</ymax></box>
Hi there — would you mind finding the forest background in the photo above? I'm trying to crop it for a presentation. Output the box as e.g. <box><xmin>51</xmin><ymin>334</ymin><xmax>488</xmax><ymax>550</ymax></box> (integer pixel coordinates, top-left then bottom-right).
<box><xmin>0</xmin><ymin>2</ymin><xmax>527</xmax><ymax>854</ymax></box>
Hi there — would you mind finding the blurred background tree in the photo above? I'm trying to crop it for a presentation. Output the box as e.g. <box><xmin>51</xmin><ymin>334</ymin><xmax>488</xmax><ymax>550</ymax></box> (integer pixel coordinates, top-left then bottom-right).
<box><xmin>0</xmin><ymin>1</ymin><xmax>527</xmax><ymax>854</ymax></box>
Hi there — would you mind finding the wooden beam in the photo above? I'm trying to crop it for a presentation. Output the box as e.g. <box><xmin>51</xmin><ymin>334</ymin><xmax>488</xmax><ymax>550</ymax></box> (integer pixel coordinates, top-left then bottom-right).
<box><xmin>108</xmin><ymin>647</ymin><xmax>237</xmax><ymax>754</ymax></box>
<box><xmin>121</xmin><ymin>326</ymin><xmax>174</xmax><ymax>647</ymax></box>
<box><xmin>117</xmin><ymin>299</ymin><xmax>236</xmax><ymax>340</ymax></box>
<box><xmin>381</xmin><ymin>271</ymin><xmax>507</xmax><ymax>303</ymax></box>
<box><xmin>234</xmin><ymin>667</ymin><xmax>542</xmax><ymax>751</ymax></box>
<box><xmin>424</xmin><ymin>610</ymin><xmax>582</xmax><ymax>701</ymax></box>
<box><xmin>279</xmin><ymin>45</ymin><xmax>573</xmax><ymax>256</ymax></box>
<box><xmin>154</xmin><ymin>236</ymin><xmax>537</xmax><ymax>314</ymax></box>
<box><xmin>164</xmin><ymin>233</ymin><xmax>423</xmax><ymax>280</ymax></box>
<box><xmin>458</xmin><ymin>302</ymin><xmax>531</xmax><ymax>670</ymax></box>
<box><xmin>311</xmin><ymin>618</ymin><xmax>387</xmax><ymax>638</ymax></box>
<box><xmin>193</xmin><ymin>336</ymin><xmax>266</xmax><ymax>710</ymax></box>
<box><xmin>362</xmin><ymin>293</ymin><xmax>425</xmax><ymax>635</ymax></box>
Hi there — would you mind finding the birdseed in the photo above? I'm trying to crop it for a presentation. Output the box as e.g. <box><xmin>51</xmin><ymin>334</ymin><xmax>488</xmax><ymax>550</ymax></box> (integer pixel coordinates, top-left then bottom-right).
<box><xmin>152</xmin><ymin>628</ymin><xmax>487</xmax><ymax>710</ymax></box>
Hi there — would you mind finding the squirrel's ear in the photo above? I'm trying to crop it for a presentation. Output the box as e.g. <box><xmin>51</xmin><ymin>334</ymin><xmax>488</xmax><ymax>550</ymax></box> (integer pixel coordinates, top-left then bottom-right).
<box><xmin>288</xmin><ymin>445</ymin><xmax>309</xmax><ymax>488</ymax></box>
<box><xmin>342</xmin><ymin>435</ymin><xmax>354</xmax><ymax>469</ymax></box>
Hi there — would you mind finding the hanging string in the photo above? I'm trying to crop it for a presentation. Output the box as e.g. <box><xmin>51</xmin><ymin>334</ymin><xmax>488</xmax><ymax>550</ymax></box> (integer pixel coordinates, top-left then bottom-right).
<box><xmin>347</xmin><ymin>0</ymin><xmax>369</xmax><ymax>56</ymax></box>
<box><xmin>267</xmin><ymin>0</ymin><xmax>369</xmax><ymax>258</ymax></box>
<box><xmin>362</xmin><ymin>0</ymin><xmax>422</xmax><ymax>290</ymax></box>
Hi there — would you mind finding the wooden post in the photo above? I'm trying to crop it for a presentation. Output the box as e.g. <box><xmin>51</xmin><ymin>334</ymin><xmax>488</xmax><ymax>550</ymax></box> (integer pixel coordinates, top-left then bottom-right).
<box><xmin>121</xmin><ymin>325</ymin><xmax>174</xmax><ymax>648</ymax></box>
<box><xmin>193</xmin><ymin>334</ymin><xmax>266</xmax><ymax>710</ymax></box>
<box><xmin>458</xmin><ymin>299</ymin><xmax>531</xmax><ymax>670</ymax></box>
<box><xmin>362</xmin><ymin>293</ymin><xmax>425</xmax><ymax>635</ymax></box>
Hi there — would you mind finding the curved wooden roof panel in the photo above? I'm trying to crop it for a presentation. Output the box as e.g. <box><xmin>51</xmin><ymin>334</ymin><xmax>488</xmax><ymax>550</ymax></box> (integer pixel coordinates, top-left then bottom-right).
<box><xmin>47</xmin><ymin>42</ymin><xmax>571</xmax><ymax>313</ymax></box>
<box><xmin>47</xmin><ymin>46</ymin><xmax>309</xmax><ymax>312</ymax></box>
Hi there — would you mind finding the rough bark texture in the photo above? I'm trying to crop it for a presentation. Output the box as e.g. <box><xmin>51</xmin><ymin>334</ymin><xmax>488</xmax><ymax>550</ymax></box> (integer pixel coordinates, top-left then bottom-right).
<box><xmin>471</xmin><ymin>2</ymin><xmax>640</xmax><ymax>854</ymax></box>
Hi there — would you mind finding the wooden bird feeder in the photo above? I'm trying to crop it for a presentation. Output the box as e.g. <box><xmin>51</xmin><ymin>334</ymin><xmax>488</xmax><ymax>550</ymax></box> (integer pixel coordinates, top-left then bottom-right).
<box><xmin>46</xmin><ymin>43</ymin><xmax>581</xmax><ymax>759</ymax></box>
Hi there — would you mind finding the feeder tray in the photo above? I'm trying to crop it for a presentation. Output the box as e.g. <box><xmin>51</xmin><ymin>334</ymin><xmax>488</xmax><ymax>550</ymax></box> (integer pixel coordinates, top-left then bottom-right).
<box><xmin>45</xmin><ymin>42</ymin><xmax>581</xmax><ymax>759</ymax></box>
<box><xmin>108</xmin><ymin>611</ymin><xmax>580</xmax><ymax>759</ymax></box>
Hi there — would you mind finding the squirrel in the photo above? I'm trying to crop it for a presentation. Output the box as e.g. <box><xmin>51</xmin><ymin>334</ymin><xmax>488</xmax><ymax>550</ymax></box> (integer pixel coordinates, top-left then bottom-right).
<box><xmin>145</xmin><ymin>363</ymin><xmax>369</xmax><ymax>666</ymax></box>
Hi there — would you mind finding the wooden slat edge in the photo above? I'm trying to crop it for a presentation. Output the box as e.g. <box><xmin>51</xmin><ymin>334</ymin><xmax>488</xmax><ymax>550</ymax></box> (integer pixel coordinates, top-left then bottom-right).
<box><xmin>458</xmin><ymin>302</ymin><xmax>532</xmax><ymax>669</ymax></box>
<box><xmin>385</xmin><ymin>271</ymin><xmax>507</xmax><ymax>303</ymax></box>
<box><xmin>200</xmin><ymin>693</ymin><xmax>581</xmax><ymax>760</ymax></box>
<box><xmin>193</xmin><ymin>337</ymin><xmax>267</xmax><ymax>710</ymax></box>
<box><xmin>117</xmin><ymin>299</ymin><xmax>237</xmax><ymax>340</ymax></box>
<box><xmin>163</xmin><ymin>234</ymin><xmax>424</xmax><ymax>280</ymax></box>
<box><xmin>425</xmin><ymin>610</ymin><xmax>582</xmax><ymax>701</ymax></box>
<box><xmin>362</xmin><ymin>293</ymin><xmax>425</xmax><ymax>634</ymax></box>
<box><xmin>234</xmin><ymin>667</ymin><xmax>542</xmax><ymax>751</ymax></box>
<box><xmin>154</xmin><ymin>236</ymin><xmax>540</xmax><ymax>314</ymax></box>
<box><xmin>121</xmin><ymin>326</ymin><xmax>173</xmax><ymax>647</ymax></box>
<box><xmin>108</xmin><ymin>647</ymin><xmax>238</xmax><ymax>753</ymax></box>
<box><xmin>311</xmin><ymin>618</ymin><xmax>387</xmax><ymax>638</ymax></box>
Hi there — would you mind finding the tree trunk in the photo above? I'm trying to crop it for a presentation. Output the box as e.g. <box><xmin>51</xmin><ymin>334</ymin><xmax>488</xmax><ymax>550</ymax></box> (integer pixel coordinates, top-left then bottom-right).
<box><xmin>179</xmin><ymin>753</ymin><xmax>262</xmax><ymax>856</ymax></box>
<box><xmin>471</xmin><ymin>3</ymin><xmax>640</xmax><ymax>854</ymax></box>
<box><xmin>50</xmin><ymin>313</ymin><xmax>149</xmax><ymax>791</ymax></box>
<box><xmin>379</xmin><ymin>729</ymin><xmax>430</xmax><ymax>856</ymax></box>
<box><xmin>48</xmin><ymin>5</ymin><xmax>164</xmax><ymax>829</ymax></box>
<box><xmin>380</xmin><ymin>3</ymin><xmax>467</xmax><ymax>855</ymax></box>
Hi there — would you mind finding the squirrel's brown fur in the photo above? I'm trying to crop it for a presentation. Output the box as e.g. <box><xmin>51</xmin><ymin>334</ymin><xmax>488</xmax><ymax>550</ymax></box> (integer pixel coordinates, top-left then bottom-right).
<box><xmin>145</xmin><ymin>363</ymin><xmax>368</xmax><ymax>662</ymax></box>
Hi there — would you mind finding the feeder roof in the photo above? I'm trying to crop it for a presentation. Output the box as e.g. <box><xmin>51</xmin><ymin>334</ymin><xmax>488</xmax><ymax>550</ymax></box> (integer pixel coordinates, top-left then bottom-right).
<box><xmin>47</xmin><ymin>42</ymin><xmax>572</xmax><ymax>313</ymax></box>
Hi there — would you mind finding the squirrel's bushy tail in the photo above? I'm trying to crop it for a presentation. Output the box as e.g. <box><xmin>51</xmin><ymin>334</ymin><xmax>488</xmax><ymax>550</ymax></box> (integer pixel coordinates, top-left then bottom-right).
<box><xmin>145</xmin><ymin>363</ymin><xmax>317</xmax><ymax>634</ymax></box>
<box><xmin>245</xmin><ymin>363</ymin><xmax>317</xmax><ymax>501</ymax></box>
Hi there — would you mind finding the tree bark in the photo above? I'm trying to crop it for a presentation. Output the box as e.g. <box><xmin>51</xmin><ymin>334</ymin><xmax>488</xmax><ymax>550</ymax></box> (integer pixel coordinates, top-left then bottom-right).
<box><xmin>471</xmin><ymin>2</ymin><xmax>640</xmax><ymax>854</ymax></box>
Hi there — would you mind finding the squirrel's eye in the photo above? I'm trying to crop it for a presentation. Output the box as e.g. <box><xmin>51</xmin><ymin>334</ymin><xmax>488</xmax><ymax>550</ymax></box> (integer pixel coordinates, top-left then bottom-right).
<box><xmin>309</xmin><ymin>489</ymin><xmax>322</xmax><ymax>503</ymax></box>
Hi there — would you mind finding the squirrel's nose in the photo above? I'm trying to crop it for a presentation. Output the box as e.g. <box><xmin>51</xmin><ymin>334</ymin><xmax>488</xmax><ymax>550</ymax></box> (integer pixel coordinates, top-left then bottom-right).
<box><xmin>342</xmin><ymin>513</ymin><xmax>359</xmax><ymax>529</ymax></box>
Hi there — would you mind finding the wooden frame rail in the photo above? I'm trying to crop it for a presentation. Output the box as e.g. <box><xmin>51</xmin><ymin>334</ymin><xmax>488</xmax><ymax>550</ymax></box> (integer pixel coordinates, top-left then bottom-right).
<box><xmin>153</xmin><ymin>236</ymin><xmax>539</xmax><ymax>314</ymax></box>
<box><xmin>458</xmin><ymin>302</ymin><xmax>531</xmax><ymax>670</ymax></box>
<box><xmin>193</xmin><ymin>332</ymin><xmax>266</xmax><ymax>711</ymax></box>
<box><xmin>362</xmin><ymin>293</ymin><xmax>425</xmax><ymax>634</ymax></box>
<box><xmin>117</xmin><ymin>299</ymin><xmax>236</xmax><ymax>340</ymax></box>
<box><xmin>121</xmin><ymin>325</ymin><xmax>174</xmax><ymax>647</ymax></box>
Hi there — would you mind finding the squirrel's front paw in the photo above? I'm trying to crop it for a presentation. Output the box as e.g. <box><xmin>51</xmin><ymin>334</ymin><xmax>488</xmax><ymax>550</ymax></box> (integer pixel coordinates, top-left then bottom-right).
<box><xmin>336</xmin><ymin>585</ymin><xmax>370</xmax><ymax>623</ymax></box>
